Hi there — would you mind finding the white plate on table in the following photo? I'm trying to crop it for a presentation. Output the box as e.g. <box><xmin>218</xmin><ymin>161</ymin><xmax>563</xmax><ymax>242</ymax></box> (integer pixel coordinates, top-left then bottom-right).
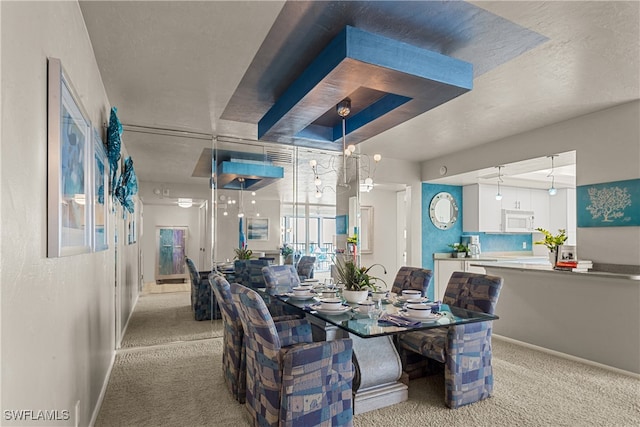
<box><xmin>310</xmin><ymin>303</ymin><xmax>352</xmax><ymax>315</ymax></box>
<box><xmin>284</xmin><ymin>293</ymin><xmax>317</xmax><ymax>301</ymax></box>
<box><xmin>397</xmin><ymin>311</ymin><xmax>439</xmax><ymax>322</ymax></box>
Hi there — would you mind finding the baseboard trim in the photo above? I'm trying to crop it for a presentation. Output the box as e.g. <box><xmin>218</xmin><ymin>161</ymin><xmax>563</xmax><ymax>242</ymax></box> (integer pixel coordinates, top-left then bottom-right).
<box><xmin>493</xmin><ymin>334</ymin><xmax>640</xmax><ymax>379</ymax></box>
<box><xmin>88</xmin><ymin>349</ymin><xmax>116</xmax><ymax>427</ymax></box>
<box><xmin>117</xmin><ymin>293</ymin><xmax>139</xmax><ymax>349</ymax></box>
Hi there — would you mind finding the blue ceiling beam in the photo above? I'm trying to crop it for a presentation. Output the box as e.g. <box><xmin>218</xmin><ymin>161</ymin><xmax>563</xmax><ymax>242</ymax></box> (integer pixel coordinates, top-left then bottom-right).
<box><xmin>258</xmin><ymin>26</ymin><xmax>473</xmax><ymax>150</ymax></box>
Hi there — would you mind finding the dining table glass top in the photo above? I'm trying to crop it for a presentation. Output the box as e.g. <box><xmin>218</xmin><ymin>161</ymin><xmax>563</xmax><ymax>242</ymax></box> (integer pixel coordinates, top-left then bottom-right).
<box><xmin>257</xmin><ymin>287</ymin><xmax>498</xmax><ymax>339</ymax></box>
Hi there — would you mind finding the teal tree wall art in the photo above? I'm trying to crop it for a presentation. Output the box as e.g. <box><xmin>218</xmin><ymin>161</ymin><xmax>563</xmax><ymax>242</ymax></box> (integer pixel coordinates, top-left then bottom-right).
<box><xmin>577</xmin><ymin>178</ymin><xmax>639</xmax><ymax>227</ymax></box>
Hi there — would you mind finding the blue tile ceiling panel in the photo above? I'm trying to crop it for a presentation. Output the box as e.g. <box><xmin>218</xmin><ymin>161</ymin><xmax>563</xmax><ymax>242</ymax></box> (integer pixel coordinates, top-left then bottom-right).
<box><xmin>258</xmin><ymin>26</ymin><xmax>472</xmax><ymax>150</ymax></box>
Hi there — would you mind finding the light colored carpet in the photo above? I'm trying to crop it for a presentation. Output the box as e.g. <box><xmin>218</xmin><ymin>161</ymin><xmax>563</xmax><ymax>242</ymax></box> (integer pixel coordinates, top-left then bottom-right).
<box><xmin>95</xmin><ymin>339</ymin><xmax>251</xmax><ymax>427</ymax></box>
<box><xmin>99</xmin><ymin>333</ymin><xmax>640</xmax><ymax>426</ymax></box>
<box><xmin>142</xmin><ymin>281</ymin><xmax>190</xmax><ymax>294</ymax></box>
<box><xmin>120</xmin><ymin>292</ymin><xmax>223</xmax><ymax>348</ymax></box>
<box><xmin>355</xmin><ymin>338</ymin><xmax>640</xmax><ymax>426</ymax></box>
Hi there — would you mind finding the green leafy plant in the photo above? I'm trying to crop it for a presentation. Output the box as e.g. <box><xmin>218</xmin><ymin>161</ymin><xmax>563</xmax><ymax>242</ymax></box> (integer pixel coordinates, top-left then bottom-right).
<box><xmin>334</xmin><ymin>257</ymin><xmax>386</xmax><ymax>291</ymax></box>
<box><xmin>347</xmin><ymin>234</ymin><xmax>358</xmax><ymax>245</ymax></box>
<box><xmin>448</xmin><ymin>243</ymin><xmax>469</xmax><ymax>253</ymax></box>
<box><xmin>534</xmin><ymin>228</ymin><xmax>567</xmax><ymax>252</ymax></box>
<box><xmin>279</xmin><ymin>244</ymin><xmax>293</xmax><ymax>257</ymax></box>
<box><xmin>234</xmin><ymin>246</ymin><xmax>253</xmax><ymax>260</ymax></box>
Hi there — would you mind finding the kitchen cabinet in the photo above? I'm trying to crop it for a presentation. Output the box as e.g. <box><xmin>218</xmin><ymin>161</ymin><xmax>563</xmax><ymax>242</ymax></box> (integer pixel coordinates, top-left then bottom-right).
<box><xmin>433</xmin><ymin>259</ymin><xmax>486</xmax><ymax>301</ymax></box>
<box><xmin>463</xmin><ymin>184</ymin><xmax>501</xmax><ymax>232</ymax></box>
<box><xmin>530</xmin><ymin>189</ymin><xmax>549</xmax><ymax>230</ymax></box>
<box><xmin>463</xmin><ymin>184</ymin><xmax>550</xmax><ymax>232</ymax></box>
<box><xmin>500</xmin><ymin>186</ymin><xmax>532</xmax><ymax>211</ymax></box>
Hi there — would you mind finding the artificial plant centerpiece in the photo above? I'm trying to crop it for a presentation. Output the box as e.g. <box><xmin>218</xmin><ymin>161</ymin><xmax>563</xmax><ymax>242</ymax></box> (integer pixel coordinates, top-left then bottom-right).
<box><xmin>334</xmin><ymin>257</ymin><xmax>386</xmax><ymax>303</ymax></box>
<box><xmin>534</xmin><ymin>228</ymin><xmax>567</xmax><ymax>265</ymax></box>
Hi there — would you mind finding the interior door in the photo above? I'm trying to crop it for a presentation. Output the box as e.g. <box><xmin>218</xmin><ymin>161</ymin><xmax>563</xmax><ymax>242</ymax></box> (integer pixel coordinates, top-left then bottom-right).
<box><xmin>156</xmin><ymin>226</ymin><xmax>188</xmax><ymax>283</ymax></box>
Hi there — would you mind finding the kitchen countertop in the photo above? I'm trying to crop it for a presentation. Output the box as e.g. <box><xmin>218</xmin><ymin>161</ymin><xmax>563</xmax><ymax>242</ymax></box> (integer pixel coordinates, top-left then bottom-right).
<box><xmin>473</xmin><ymin>260</ymin><xmax>640</xmax><ymax>281</ymax></box>
<box><xmin>433</xmin><ymin>252</ymin><xmax>639</xmax><ymax>280</ymax></box>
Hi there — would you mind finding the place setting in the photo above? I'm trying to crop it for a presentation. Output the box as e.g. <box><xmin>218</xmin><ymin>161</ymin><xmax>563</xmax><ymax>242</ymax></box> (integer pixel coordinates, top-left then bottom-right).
<box><xmin>283</xmin><ymin>286</ymin><xmax>319</xmax><ymax>301</ymax></box>
<box><xmin>308</xmin><ymin>297</ymin><xmax>352</xmax><ymax>315</ymax></box>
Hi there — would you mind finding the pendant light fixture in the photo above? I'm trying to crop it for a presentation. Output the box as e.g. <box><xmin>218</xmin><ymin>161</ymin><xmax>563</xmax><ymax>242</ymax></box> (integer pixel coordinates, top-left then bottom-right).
<box><xmin>237</xmin><ymin>178</ymin><xmax>245</xmax><ymax>218</ymax></box>
<box><xmin>337</xmin><ymin>98</ymin><xmax>352</xmax><ymax>187</ymax></box>
<box><xmin>495</xmin><ymin>166</ymin><xmax>504</xmax><ymax>201</ymax></box>
<box><xmin>547</xmin><ymin>155</ymin><xmax>558</xmax><ymax>196</ymax></box>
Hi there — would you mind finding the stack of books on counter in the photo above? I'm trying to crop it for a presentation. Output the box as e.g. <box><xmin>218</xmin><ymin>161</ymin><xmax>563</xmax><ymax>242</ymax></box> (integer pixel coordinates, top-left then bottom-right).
<box><xmin>554</xmin><ymin>260</ymin><xmax>593</xmax><ymax>272</ymax></box>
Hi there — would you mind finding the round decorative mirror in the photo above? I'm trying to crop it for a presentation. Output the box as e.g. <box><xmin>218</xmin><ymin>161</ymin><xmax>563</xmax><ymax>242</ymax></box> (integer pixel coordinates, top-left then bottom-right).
<box><xmin>429</xmin><ymin>192</ymin><xmax>458</xmax><ymax>230</ymax></box>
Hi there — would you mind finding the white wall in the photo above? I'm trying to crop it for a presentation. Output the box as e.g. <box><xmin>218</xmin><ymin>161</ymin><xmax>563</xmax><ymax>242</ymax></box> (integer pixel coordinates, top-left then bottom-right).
<box><xmin>1</xmin><ymin>2</ymin><xmax>119</xmax><ymax>426</ymax></box>
<box><xmin>361</xmin><ymin>189</ymin><xmax>399</xmax><ymax>285</ymax></box>
<box><xmin>421</xmin><ymin>101</ymin><xmax>640</xmax><ymax>266</ymax></box>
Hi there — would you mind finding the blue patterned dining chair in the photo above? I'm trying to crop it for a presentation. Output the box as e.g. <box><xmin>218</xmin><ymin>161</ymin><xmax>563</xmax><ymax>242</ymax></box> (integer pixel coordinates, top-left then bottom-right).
<box><xmin>234</xmin><ymin>259</ymin><xmax>270</xmax><ymax>289</ymax></box>
<box><xmin>230</xmin><ymin>283</ymin><xmax>354</xmax><ymax>427</ymax></box>
<box><xmin>261</xmin><ymin>264</ymin><xmax>304</xmax><ymax>318</ymax></box>
<box><xmin>390</xmin><ymin>266</ymin><xmax>433</xmax><ymax>297</ymax></box>
<box><xmin>396</xmin><ymin>271</ymin><xmax>503</xmax><ymax>409</ymax></box>
<box><xmin>261</xmin><ymin>264</ymin><xmax>300</xmax><ymax>295</ymax></box>
<box><xmin>209</xmin><ymin>273</ymin><xmax>247</xmax><ymax>403</ymax></box>
<box><xmin>296</xmin><ymin>256</ymin><xmax>316</xmax><ymax>280</ymax></box>
<box><xmin>209</xmin><ymin>273</ymin><xmax>306</xmax><ymax>404</ymax></box>
<box><xmin>185</xmin><ymin>257</ymin><xmax>218</xmax><ymax>320</ymax></box>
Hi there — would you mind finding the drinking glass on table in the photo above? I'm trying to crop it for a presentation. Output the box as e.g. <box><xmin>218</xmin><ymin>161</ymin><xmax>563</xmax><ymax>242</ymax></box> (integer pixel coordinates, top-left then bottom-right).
<box><xmin>368</xmin><ymin>299</ymin><xmax>383</xmax><ymax>322</ymax></box>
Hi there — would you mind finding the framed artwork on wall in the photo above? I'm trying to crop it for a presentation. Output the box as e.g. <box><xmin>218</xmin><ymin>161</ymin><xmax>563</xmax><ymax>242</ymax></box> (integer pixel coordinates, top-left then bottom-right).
<box><xmin>47</xmin><ymin>57</ymin><xmax>92</xmax><ymax>257</ymax></box>
<box><xmin>93</xmin><ymin>127</ymin><xmax>109</xmax><ymax>251</ymax></box>
<box><xmin>247</xmin><ymin>218</ymin><xmax>269</xmax><ymax>240</ymax></box>
<box><xmin>577</xmin><ymin>178</ymin><xmax>639</xmax><ymax>227</ymax></box>
<box><xmin>336</xmin><ymin>214</ymin><xmax>347</xmax><ymax>235</ymax></box>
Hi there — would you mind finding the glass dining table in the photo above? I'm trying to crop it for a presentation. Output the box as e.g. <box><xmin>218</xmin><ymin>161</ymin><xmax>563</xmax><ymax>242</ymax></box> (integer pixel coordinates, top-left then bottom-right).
<box><xmin>257</xmin><ymin>287</ymin><xmax>499</xmax><ymax>415</ymax></box>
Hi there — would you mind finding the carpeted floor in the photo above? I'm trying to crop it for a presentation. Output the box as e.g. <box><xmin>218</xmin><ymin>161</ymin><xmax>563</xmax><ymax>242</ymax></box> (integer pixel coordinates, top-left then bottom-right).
<box><xmin>119</xmin><ymin>292</ymin><xmax>223</xmax><ymax>348</ymax></box>
<box><xmin>99</xmin><ymin>290</ymin><xmax>640</xmax><ymax>427</ymax></box>
<box><xmin>95</xmin><ymin>339</ymin><xmax>252</xmax><ymax>427</ymax></box>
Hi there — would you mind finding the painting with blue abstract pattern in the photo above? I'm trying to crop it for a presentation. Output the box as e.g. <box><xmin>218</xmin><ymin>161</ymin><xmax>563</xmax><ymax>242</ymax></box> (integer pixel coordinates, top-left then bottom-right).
<box><xmin>577</xmin><ymin>179</ymin><xmax>639</xmax><ymax>227</ymax></box>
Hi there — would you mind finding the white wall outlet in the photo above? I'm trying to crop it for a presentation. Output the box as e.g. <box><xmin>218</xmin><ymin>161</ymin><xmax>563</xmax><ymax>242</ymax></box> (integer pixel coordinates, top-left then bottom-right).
<box><xmin>522</xmin><ymin>242</ymin><xmax>527</xmax><ymax>249</ymax></box>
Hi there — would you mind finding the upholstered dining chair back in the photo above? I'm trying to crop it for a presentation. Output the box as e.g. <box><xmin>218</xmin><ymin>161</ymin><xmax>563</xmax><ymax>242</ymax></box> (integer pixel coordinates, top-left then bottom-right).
<box><xmin>261</xmin><ymin>264</ymin><xmax>300</xmax><ymax>295</ymax></box>
<box><xmin>296</xmin><ymin>256</ymin><xmax>316</xmax><ymax>280</ymax></box>
<box><xmin>442</xmin><ymin>271</ymin><xmax>503</xmax><ymax>314</ymax></box>
<box><xmin>390</xmin><ymin>266</ymin><xmax>433</xmax><ymax>297</ymax></box>
<box><xmin>234</xmin><ymin>259</ymin><xmax>270</xmax><ymax>289</ymax></box>
<box><xmin>397</xmin><ymin>271</ymin><xmax>503</xmax><ymax>409</ymax></box>
<box><xmin>185</xmin><ymin>257</ymin><xmax>216</xmax><ymax>320</ymax></box>
<box><xmin>209</xmin><ymin>273</ymin><xmax>246</xmax><ymax>403</ymax></box>
<box><xmin>230</xmin><ymin>283</ymin><xmax>354</xmax><ymax>427</ymax></box>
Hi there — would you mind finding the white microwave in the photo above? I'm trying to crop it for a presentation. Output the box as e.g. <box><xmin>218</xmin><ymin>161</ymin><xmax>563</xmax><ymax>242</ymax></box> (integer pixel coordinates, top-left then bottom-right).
<box><xmin>501</xmin><ymin>209</ymin><xmax>535</xmax><ymax>232</ymax></box>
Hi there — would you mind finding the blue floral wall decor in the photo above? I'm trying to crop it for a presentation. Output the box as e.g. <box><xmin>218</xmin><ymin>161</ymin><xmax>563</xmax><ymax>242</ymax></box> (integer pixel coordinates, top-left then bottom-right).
<box><xmin>577</xmin><ymin>178</ymin><xmax>639</xmax><ymax>227</ymax></box>
<box><xmin>106</xmin><ymin>107</ymin><xmax>122</xmax><ymax>193</ymax></box>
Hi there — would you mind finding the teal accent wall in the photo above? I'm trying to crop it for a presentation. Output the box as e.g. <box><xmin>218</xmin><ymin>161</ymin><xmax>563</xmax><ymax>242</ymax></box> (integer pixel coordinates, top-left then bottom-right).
<box><xmin>422</xmin><ymin>184</ymin><xmax>463</xmax><ymax>300</ymax></box>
